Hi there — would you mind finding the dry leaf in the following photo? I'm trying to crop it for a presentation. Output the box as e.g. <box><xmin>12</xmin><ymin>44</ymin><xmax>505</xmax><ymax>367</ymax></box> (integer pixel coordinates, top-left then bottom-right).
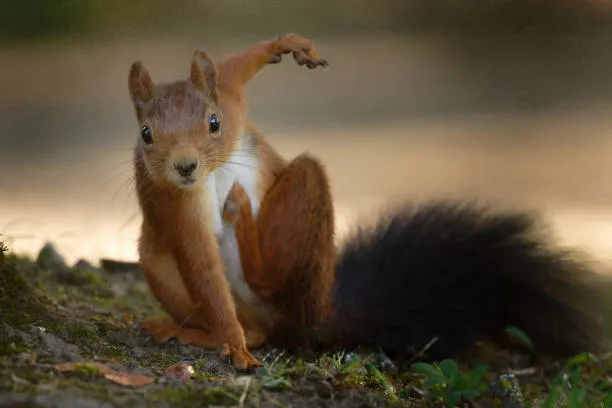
<box><xmin>52</xmin><ymin>362</ymin><xmax>78</xmax><ymax>372</ymax></box>
<box><xmin>52</xmin><ymin>361</ymin><xmax>154</xmax><ymax>387</ymax></box>
<box><xmin>104</xmin><ymin>371</ymin><xmax>154</xmax><ymax>387</ymax></box>
<box><xmin>123</xmin><ymin>312</ymin><xmax>134</xmax><ymax>326</ymax></box>
<box><xmin>52</xmin><ymin>362</ymin><xmax>113</xmax><ymax>375</ymax></box>
<box><xmin>164</xmin><ymin>363</ymin><xmax>195</xmax><ymax>382</ymax></box>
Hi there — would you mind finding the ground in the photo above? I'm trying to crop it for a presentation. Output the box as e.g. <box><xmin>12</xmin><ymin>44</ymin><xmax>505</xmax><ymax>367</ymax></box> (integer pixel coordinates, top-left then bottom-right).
<box><xmin>0</xmin><ymin>241</ymin><xmax>611</xmax><ymax>408</ymax></box>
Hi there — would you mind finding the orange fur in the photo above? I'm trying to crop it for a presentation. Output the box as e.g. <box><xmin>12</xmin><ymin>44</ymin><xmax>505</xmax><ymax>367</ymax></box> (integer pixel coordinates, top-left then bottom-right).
<box><xmin>128</xmin><ymin>34</ymin><xmax>329</xmax><ymax>371</ymax></box>
<box><xmin>223</xmin><ymin>154</ymin><xmax>335</xmax><ymax>352</ymax></box>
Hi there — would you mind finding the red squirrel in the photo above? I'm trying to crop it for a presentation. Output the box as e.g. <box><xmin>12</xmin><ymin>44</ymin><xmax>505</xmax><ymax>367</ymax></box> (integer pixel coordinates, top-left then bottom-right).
<box><xmin>128</xmin><ymin>34</ymin><xmax>607</xmax><ymax>372</ymax></box>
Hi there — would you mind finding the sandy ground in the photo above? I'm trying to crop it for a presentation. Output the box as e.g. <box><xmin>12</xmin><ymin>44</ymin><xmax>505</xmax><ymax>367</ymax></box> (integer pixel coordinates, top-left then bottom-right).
<box><xmin>0</xmin><ymin>35</ymin><xmax>611</xmax><ymax>268</ymax></box>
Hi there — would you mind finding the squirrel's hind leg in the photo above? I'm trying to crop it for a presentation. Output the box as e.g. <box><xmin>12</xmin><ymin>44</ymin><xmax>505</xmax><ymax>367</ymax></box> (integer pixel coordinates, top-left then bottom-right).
<box><xmin>223</xmin><ymin>153</ymin><xmax>335</xmax><ymax>352</ymax></box>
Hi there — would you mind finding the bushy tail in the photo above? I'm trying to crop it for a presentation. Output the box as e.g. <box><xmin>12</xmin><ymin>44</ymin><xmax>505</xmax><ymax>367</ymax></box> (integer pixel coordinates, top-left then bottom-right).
<box><xmin>322</xmin><ymin>201</ymin><xmax>609</xmax><ymax>360</ymax></box>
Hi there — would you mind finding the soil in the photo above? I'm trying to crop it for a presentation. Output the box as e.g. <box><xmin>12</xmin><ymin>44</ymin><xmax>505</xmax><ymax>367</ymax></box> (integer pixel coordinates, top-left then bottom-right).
<box><xmin>0</xmin><ymin>241</ymin><xmax>610</xmax><ymax>408</ymax></box>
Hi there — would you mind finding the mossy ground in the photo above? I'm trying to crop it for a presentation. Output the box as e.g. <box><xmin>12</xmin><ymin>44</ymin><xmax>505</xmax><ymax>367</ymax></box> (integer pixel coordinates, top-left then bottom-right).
<box><xmin>1</xmin><ymin>241</ymin><xmax>611</xmax><ymax>408</ymax></box>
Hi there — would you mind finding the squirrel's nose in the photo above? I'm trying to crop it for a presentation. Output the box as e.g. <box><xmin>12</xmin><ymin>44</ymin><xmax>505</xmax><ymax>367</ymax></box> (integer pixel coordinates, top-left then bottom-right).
<box><xmin>174</xmin><ymin>160</ymin><xmax>198</xmax><ymax>177</ymax></box>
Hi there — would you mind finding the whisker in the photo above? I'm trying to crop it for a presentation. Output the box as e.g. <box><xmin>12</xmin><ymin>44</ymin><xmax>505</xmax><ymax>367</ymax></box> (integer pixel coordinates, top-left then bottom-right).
<box><xmin>111</xmin><ymin>175</ymin><xmax>137</xmax><ymax>209</ymax></box>
<box><xmin>103</xmin><ymin>166</ymin><xmax>135</xmax><ymax>190</ymax></box>
<box><xmin>140</xmin><ymin>164</ymin><xmax>166</xmax><ymax>203</ymax></box>
<box><xmin>212</xmin><ymin>163</ymin><xmax>264</xmax><ymax>178</ymax></box>
<box><xmin>114</xmin><ymin>158</ymin><xmax>137</xmax><ymax>168</ymax></box>
<box><xmin>207</xmin><ymin>159</ymin><xmax>258</xmax><ymax>169</ymax></box>
<box><xmin>203</xmin><ymin>158</ymin><xmax>264</xmax><ymax>175</ymax></box>
<box><xmin>214</xmin><ymin>146</ymin><xmax>258</xmax><ymax>158</ymax></box>
<box><xmin>118</xmin><ymin>212</ymin><xmax>140</xmax><ymax>232</ymax></box>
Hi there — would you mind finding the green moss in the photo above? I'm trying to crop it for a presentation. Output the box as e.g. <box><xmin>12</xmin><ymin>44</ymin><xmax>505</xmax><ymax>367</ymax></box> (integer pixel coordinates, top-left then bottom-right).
<box><xmin>344</xmin><ymin>373</ymin><xmax>369</xmax><ymax>387</ymax></box>
<box><xmin>98</xmin><ymin>344</ymin><xmax>127</xmax><ymax>360</ymax></box>
<box><xmin>0</xmin><ymin>243</ymin><xmax>59</xmax><ymax>357</ymax></box>
<box><xmin>71</xmin><ymin>362</ymin><xmax>102</xmax><ymax>378</ymax></box>
<box><xmin>64</xmin><ymin>323</ymin><xmax>97</xmax><ymax>340</ymax></box>
<box><xmin>0</xmin><ymin>333</ymin><xmax>29</xmax><ymax>356</ymax></box>
<box><xmin>54</xmin><ymin>322</ymin><xmax>136</xmax><ymax>362</ymax></box>
<box><xmin>140</xmin><ymin>349</ymin><xmax>184</xmax><ymax>370</ymax></box>
<box><xmin>89</xmin><ymin>291</ymin><xmax>155</xmax><ymax>316</ymax></box>
<box><xmin>78</xmin><ymin>269</ymin><xmax>106</xmax><ymax>288</ymax></box>
<box><xmin>55</xmin><ymin>323</ymin><xmax>97</xmax><ymax>358</ymax></box>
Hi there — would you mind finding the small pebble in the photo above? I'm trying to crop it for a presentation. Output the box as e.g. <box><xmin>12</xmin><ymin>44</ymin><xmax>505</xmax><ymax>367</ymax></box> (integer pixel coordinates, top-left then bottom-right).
<box><xmin>74</xmin><ymin>259</ymin><xmax>96</xmax><ymax>271</ymax></box>
<box><xmin>163</xmin><ymin>363</ymin><xmax>195</xmax><ymax>382</ymax></box>
<box><xmin>11</xmin><ymin>374</ymin><xmax>31</xmax><ymax>385</ymax></box>
<box><xmin>488</xmin><ymin>373</ymin><xmax>525</xmax><ymax>408</ymax></box>
<box><xmin>343</xmin><ymin>352</ymin><xmax>359</xmax><ymax>364</ymax></box>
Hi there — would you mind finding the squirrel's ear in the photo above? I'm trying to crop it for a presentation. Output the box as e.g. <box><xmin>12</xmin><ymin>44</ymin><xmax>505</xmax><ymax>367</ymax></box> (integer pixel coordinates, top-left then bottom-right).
<box><xmin>128</xmin><ymin>61</ymin><xmax>154</xmax><ymax>119</ymax></box>
<box><xmin>189</xmin><ymin>50</ymin><xmax>218</xmax><ymax>103</ymax></box>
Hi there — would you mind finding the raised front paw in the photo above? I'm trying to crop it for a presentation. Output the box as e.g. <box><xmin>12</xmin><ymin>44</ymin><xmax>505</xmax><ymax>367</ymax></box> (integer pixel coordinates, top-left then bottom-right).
<box><xmin>222</xmin><ymin>182</ymin><xmax>251</xmax><ymax>224</ymax></box>
<box><xmin>269</xmin><ymin>33</ymin><xmax>329</xmax><ymax>70</ymax></box>
<box><xmin>220</xmin><ymin>342</ymin><xmax>263</xmax><ymax>372</ymax></box>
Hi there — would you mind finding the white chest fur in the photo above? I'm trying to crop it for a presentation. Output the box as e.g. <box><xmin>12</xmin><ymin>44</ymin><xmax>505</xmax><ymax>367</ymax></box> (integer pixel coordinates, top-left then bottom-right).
<box><xmin>204</xmin><ymin>137</ymin><xmax>261</xmax><ymax>305</ymax></box>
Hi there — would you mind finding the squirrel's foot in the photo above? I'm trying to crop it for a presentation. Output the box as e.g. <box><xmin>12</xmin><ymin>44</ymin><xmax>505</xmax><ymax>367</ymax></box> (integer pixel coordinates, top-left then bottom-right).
<box><xmin>222</xmin><ymin>182</ymin><xmax>251</xmax><ymax>224</ymax></box>
<box><xmin>220</xmin><ymin>343</ymin><xmax>263</xmax><ymax>372</ymax></box>
<box><xmin>139</xmin><ymin>318</ymin><xmax>180</xmax><ymax>343</ymax></box>
<box><xmin>269</xmin><ymin>33</ymin><xmax>329</xmax><ymax>70</ymax></box>
<box><xmin>150</xmin><ymin>321</ymin><xmax>261</xmax><ymax>372</ymax></box>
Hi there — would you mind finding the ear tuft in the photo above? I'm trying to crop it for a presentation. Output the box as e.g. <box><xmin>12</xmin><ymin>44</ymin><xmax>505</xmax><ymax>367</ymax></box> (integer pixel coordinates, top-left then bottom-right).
<box><xmin>128</xmin><ymin>61</ymin><xmax>154</xmax><ymax>119</ymax></box>
<box><xmin>189</xmin><ymin>50</ymin><xmax>218</xmax><ymax>103</ymax></box>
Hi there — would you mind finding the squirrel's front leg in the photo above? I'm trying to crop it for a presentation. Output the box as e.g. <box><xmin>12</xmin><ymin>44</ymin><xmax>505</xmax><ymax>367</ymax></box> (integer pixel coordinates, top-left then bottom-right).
<box><xmin>216</xmin><ymin>33</ymin><xmax>328</xmax><ymax>96</ymax></box>
<box><xmin>138</xmin><ymin>206</ymin><xmax>261</xmax><ymax>371</ymax></box>
<box><xmin>170</xmin><ymin>223</ymin><xmax>262</xmax><ymax>371</ymax></box>
<box><xmin>138</xmin><ymin>215</ymin><xmax>262</xmax><ymax>371</ymax></box>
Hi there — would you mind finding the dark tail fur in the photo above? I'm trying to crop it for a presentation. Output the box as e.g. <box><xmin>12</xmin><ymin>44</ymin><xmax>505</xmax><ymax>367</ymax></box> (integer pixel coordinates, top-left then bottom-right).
<box><xmin>321</xmin><ymin>201</ymin><xmax>609</xmax><ymax>360</ymax></box>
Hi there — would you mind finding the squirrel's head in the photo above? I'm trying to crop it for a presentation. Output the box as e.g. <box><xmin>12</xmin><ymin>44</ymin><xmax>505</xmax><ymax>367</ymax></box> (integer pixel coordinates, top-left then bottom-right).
<box><xmin>128</xmin><ymin>50</ymin><xmax>239</xmax><ymax>190</ymax></box>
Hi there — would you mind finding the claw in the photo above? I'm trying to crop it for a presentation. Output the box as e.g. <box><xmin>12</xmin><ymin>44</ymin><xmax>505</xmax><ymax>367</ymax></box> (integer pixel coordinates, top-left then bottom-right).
<box><xmin>219</xmin><ymin>343</ymin><xmax>263</xmax><ymax>372</ymax></box>
<box><xmin>220</xmin><ymin>344</ymin><xmax>230</xmax><ymax>360</ymax></box>
<box><xmin>276</xmin><ymin>33</ymin><xmax>329</xmax><ymax>72</ymax></box>
<box><xmin>268</xmin><ymin>54</ymin><xmax>283</xmax><ymax>64</ymax></box>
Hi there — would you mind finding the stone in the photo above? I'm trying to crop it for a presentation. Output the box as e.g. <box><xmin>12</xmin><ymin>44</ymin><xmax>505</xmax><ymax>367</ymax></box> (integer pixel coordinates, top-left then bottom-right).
<box><xmin>36</xmin><ymin>242</ymin><xmax>67</xmax><ymax>272</ymax></box>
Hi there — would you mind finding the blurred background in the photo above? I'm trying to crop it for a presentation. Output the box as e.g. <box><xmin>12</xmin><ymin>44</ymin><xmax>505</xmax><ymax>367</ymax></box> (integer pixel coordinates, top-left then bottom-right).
<box><xmin>1</xmin><ymin>0</ymin><xmax>612</xmax><ymax>268</ymax></box>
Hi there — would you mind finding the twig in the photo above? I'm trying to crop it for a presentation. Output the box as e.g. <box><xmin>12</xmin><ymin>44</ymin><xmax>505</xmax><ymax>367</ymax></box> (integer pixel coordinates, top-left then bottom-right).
<box><xmin>467</xmin><ymin>399</ymin><xmax>481</xmax><ymax>408</ymax></box>
<box><xmin>405</xmin><ymin>337</ymin><xmax>439</xmax><ymax>365</ymax></box>
<box><xmin>506</xmin><ymin>367</ymin><xmax>538</xmax><ymax>377</ymax></box>
<box><xmin>261</xmin><ymin>349</ymin><xmax>275</xmax><ymax>364</ymax></box>
<box><xmin>268</xmin><ymin>350</ymin><xmax>286</xmax><ymax>373</ymax></box>
<box><xmin>238</xmin><ymin>376</ymin><xmax>252</xmax><ymax>408</ymax></box>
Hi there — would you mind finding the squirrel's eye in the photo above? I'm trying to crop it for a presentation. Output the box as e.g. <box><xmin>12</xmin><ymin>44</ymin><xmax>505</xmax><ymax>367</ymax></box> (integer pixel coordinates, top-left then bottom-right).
<box><xmin>208</xmin><ymin>114</ymin><xmax>220</xmax><ymax>134</ymax></box>
<box><xmin>141</xmin><ymin>125</ymin><xmax>152</xmax><ymax>144</ymax></box>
